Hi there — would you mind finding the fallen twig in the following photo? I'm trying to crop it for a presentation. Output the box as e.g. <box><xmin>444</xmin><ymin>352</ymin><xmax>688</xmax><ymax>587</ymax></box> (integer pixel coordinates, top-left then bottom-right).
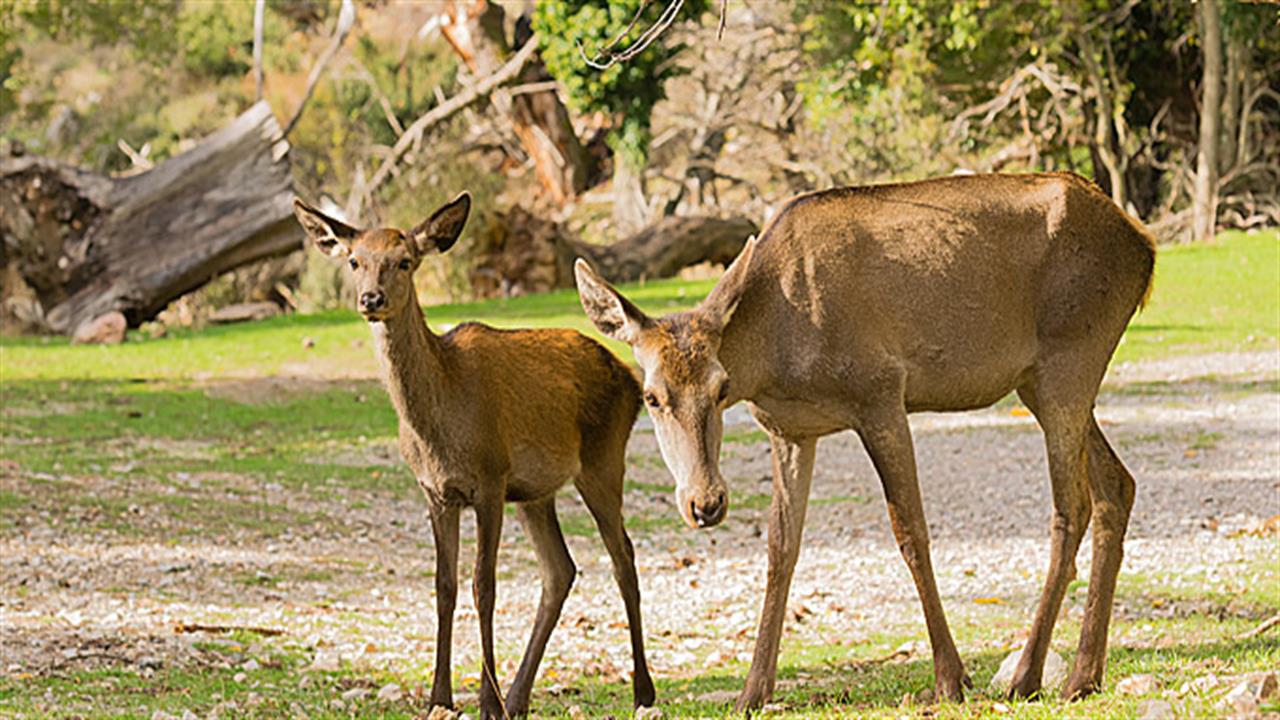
<box><xmin>1238</xmin><ymin>613</ymin><xmax>1280</xmax><ymax>640</ymax></box>
<box><xmin>174</xmin><ymin>622</ymin><xmax>286</xmax><ymax>637</ymax></box>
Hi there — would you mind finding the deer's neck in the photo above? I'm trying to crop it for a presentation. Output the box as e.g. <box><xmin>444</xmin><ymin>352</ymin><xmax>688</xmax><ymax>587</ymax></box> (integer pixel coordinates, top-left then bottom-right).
<box><xmin>370</xmin><ymin>294</ymin><xmax>450</xmax><ymax>433</ymax></box>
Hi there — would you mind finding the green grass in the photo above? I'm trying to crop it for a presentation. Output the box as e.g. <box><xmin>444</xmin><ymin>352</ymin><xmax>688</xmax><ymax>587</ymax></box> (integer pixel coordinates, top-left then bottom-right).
<box><xmin>2</xmin><ymin>613</ymin><xmax>1275</xmax><ymax>719</ymax></box>
<box><xmin>1118</xmin><ymin>229</ymin><xmax>1279</xmax><ymax>363</ymax></box>
<box><xmin>1</xmin><ymin>230</ymin><xmax>1274</xmax><ymax>383</ymax></box>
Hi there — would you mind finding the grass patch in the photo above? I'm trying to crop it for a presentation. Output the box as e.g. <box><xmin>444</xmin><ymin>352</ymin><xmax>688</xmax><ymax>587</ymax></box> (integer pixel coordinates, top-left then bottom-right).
<box><xmin>1117</xmin><ymin>229</ymin><xmax>1279</xmax><ymax>363</ymax></box>
<box><xmin>1</xmin><ymin>231</ymin><xmax>1273</xmax><ymax>385</ymax></box>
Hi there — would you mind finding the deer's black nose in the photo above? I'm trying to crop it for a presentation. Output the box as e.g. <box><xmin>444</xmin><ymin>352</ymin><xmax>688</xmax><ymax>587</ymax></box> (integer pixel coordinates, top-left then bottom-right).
<box><xmin>359</xmin><ymin>290</ymin><xmax>386</xmax><ymax>313</ymax></box>
<box><xmin>691</xmin><ymin>493</ymin><xmax>727</xmax><ymax>528</ymax></box>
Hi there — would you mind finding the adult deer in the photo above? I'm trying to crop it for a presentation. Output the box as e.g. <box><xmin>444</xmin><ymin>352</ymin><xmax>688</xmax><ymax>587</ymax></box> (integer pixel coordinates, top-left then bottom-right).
<box><xmin>575</xmin><ymin>173</ymin><xmax>1155</xmax><ymax>710</ymax></box>
<box><xmin>293</xmin><ymin>194</ymin><xmax>655</xmax><ymax>719</ymax></box>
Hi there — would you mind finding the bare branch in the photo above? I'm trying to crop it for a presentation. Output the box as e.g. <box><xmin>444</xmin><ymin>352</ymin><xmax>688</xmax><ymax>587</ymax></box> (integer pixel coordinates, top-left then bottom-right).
<box><xmin>283</xmin><ymin>0</ymin><xmax>356</xmax><ymax>139</ymax></box>
<box><xmin>252</xmin><ymin>0</ymin><xmax>265</xmax><ymax>101</ymax></box>
<box><xmin>577</xmin><ymin>0</ymin><xmax>685</xmax><ymax>70</ymax></box>
<box><xmin>362</xmin><ymin>36</ymin><xmax>541</xmax><ymax>212</ymax></box>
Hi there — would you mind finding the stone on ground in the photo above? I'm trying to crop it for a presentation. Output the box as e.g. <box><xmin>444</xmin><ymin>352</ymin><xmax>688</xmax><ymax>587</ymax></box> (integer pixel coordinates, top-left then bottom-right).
<box><xmin>988</xmin><ymin>648</ymin><xmax>1067</xmax><ymax>693</ymax></box>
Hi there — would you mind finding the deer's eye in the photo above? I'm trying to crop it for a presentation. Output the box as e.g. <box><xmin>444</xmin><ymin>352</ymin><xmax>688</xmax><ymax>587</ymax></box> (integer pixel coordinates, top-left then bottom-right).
<box><xmin>348</xmin><ymin>258</ymin><xmax>359</xmax><ymax>270</ymax></box>
<box><xmin>716</xmin><ymin>380</ymin><xmax>731</xmax><ymax>405</ymax></box>
<box><xmin>398</xmin><ymin>258</ymin><xmax>412</xmax><ymax>271</ymax></box>
<box><xmin>643</xmin><ymin>391</ymin><xmax>661</xmax><ymax>409</ymax></box>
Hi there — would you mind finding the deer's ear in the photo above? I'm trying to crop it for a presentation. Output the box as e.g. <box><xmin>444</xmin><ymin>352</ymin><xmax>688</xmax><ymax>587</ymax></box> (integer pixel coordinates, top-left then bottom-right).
<box><xmin>701</xmin><ymin>235</ymin><xmax>757</xmax><ymax>329</ymax></box>
<box><xmin>293</xmin><ymin>198</ymin><xmax>359</xmax><ymax>257</ymax></box>
<box><xmin>574</xmin><ymin>259</ymin><xmax>651</xmax><ymax>345</ymax></box>
<box><xmin>410</xmin><ymin>192</ymin><xmax>471</xmax><ymax>255</ymax></box>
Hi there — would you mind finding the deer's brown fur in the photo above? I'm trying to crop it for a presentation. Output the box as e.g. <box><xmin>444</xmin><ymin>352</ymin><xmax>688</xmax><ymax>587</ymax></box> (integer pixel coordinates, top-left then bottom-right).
<box><xmin>294</xmin><ymin>194</ymin><xmax>654</xmax><ymax>719</ymax></box>
<box><xmin>577</xmin><ymin>172</ymin><xmax>1155</xmax><ymax>710</ymax></box>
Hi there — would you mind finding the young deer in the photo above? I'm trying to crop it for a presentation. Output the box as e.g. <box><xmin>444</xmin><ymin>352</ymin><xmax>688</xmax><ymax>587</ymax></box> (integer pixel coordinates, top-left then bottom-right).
<box><xmin>292</xmin><ymin>194</ymin><xmax>655</xmax><ymax>719</ymax></box>
<box><xmin>575</xmin><ymin>173</ymin><xmax>1155</xmax><ymax>711</ymax></box>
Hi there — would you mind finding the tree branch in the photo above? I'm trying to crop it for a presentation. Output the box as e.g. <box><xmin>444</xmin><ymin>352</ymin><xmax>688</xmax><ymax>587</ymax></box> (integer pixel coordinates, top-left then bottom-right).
<box><xmin>361</xmin><ymin>36</ymin><xmax>541</xmax><ymax>212</ymax></box>
<box><xmin>577</xmin><ymin>0</ymin><xmax>685</xmax><ymax>70</ymax></box>
<box><xmin>282</xmin><ymin>0</ymin><xmax>356</xmax><ymax>139</ymax></box>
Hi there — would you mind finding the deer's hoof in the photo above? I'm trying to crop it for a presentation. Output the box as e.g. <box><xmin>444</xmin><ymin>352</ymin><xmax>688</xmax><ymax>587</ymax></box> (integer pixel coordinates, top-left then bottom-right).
<box><xmin>634</xmin><ymin>675</ymin><xmax>656</xmax><ymax>708</ymax></box>
<box><xmin>1062</xmin><ymin>672</ymin><xmax>1102</xmax><ymax>701</ymax></box>
<box><xmin>1007</xmin><ymin>675</ymin><xmax>1043</xmax><ymax>701</ymax></box>
<box><xmin>733</xmin><ymin>679</ymin><xmax>771</xmax><ymax>714</ymax></box>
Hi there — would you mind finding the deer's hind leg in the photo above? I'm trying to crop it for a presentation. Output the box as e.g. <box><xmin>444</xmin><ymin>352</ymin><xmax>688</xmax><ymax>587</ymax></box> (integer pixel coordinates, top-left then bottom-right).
<box><xmin>1062</xmin><ymin>415</ymin><xmax>1135</xmax><ymax>699</ymax></box>
<box><xmin>505</xmin><ymin>497</ymin><xmax>576</xmax><ymax>717</ymax></box>
<box><xmin>575</xmin><ymin>451</ymin><xmax>656</xmax><ymax>708</ymax></box>
<box><xmin>1008</xmin><ymin>377</ymin><xmax>1093</xmax><ymax>699</ymax></box>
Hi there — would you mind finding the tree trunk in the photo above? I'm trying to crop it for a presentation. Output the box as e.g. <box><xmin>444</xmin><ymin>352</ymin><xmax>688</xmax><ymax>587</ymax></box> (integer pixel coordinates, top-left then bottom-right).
<box><xmin>0</xmin><ymin>101</ymin><xmax>301</xmax><ymax>334</ymax></box>
<box><xmin>611</xmin><ymin>158</ymin><xmax>651</xmax><ymax>237</ymax></box>
<box><xmin>1193</xmin><ymin>0</ymin><xmax>1223</xmax><ymax>242</ymax></box>
<box><xmin>440</xmin><ymin>0</ymin><xmax>594</xmax><ymax>204</ymax></box>
<box><xmin>467</xmin><ymin>206</ymin><xmax>756</xmax><ymax>297</ymax></box>
<box><xmin>1221</xmin><ymin>28</ymin><xmax>1242</xmax><ymax>174</ymax></box>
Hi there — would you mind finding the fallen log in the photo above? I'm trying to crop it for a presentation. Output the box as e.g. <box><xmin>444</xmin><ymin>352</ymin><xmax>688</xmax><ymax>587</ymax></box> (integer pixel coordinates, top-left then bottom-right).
<box><xmin>468</xmin><ymin>206</ymin><xmax>757</xmax><ymax>297</ymax></box>
<box><xmin>0</xmin><ymin>101</ymin><xmax>301</xmax><ymax>335</ymax></box>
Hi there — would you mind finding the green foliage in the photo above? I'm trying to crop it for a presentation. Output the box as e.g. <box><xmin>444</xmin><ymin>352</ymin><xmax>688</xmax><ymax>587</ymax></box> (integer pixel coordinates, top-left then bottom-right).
<box><xmin>532</xmin><ymin>0</ymin><xmax>708</xmax><ymax>169</ymax></box>
<box><xmin>177</xmin><ymin>1</ymin><xmax>265</xmax><ymax>78</ymax></box>
<box><xmin>1</xmin><ymin>0</ymin><xmax>177</xmax><ymax>112</ymax></box>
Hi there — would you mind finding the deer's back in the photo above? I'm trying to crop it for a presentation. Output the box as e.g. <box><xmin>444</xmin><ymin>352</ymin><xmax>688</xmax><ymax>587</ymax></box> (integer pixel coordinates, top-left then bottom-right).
<box><xmin>725</xmin><ymin>173</ymin><xmax>1155</xmax><ymax>417</ymax></box>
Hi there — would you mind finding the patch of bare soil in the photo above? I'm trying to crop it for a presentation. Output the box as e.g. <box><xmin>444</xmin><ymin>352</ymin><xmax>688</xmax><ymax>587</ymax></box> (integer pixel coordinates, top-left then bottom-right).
<box><xmin>2</xmin><ymin>352</ymin><xmax>1277</xmax><ymax>693</ymax></box>
<box><xmin>200</xmin><ymin>376</ymin><xmax>374</xmax><ymax>405</ymax></box>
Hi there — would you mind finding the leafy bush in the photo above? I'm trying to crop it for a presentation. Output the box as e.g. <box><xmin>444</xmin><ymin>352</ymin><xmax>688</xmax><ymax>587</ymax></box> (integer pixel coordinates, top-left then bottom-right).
<box><xmin>532</xmin><ymin>0</ymin><xmax>707</xmax><ymax>169</ymax></box>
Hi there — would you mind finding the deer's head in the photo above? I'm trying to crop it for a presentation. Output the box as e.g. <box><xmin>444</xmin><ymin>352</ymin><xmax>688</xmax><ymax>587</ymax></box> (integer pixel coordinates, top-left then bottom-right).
<box><xmin>292</xmin><ymin>194</ymin><xmax>471</xmax><ymax>322</ymax></box>
<box><xmin>574</xmin><ymin>238</ymin><xmax>757</xmax><ymax>529</ymax></box>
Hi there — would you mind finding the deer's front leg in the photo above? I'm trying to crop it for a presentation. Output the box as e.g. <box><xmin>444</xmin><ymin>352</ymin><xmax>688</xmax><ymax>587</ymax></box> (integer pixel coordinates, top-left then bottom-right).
<box><xmin>429</xmin><ymin>502</ymin><xmax>460</xmax><ymax>709</ymax></box>
<box><xmin>858</xmin><ymin>403</ymin><xmax>968</xmax><ymax>702</ymax></box>
<box><xmin>736</xmin><ymin>434</ymin><xmax>817</xmax><ymax>713</ymax></box>
<box><xmin>473</xmin><ymin>495</ymin><xmax>506</xmax><ymax>720</ymax></box>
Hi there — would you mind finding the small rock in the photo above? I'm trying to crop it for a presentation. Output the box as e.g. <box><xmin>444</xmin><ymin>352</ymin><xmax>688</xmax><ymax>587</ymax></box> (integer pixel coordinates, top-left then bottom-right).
<box><xmin>1223</xmin><ymin>679</ymin><xmax>1261</xmax><ymax>718</ymax></box>
<box><xmin>180</xmin><ymin>711</ymin><xmax>198</xmax><ymax>720</ymax></box>
<box><xmin>72</xmin><ymin>311</ymin><xmax>126</xmax><ymax>345</ymax></box>
<box><xmin>341</xmin><ymin>687</ymin><xmax>370</xmax><ymax>702</ymax></box>
<box><xmin>895</xmin><ymin>639</ymin><xmax>928</xmax><ymax>657</ymax></box>
<box><xmin>150</xmin><ymin>712</ymin><xmax>178</xmax><ymax>720</ymax></box>
<box><xmin>233</xmin><ymin>672</ymin><xmax>247</xmax><ymax>683</ymax></box>
<box><xmin>1180</xmin><ymin>673</ymin><xmax>1223</xmax><ymax>695</ymax></box>
<box><xmin>567</xmin><ymin>705</ymin><xmax>586</xmax><ymax>720</ymax></box>
<box><xmin>242</xmin><ymin>659</ymin><xmax>260</xmax><ymax>671</ymax></box>
<box><xmin>1244</xmin><ymin>671</ymin><xmax>1278</xmax><ymax>702</ymax></box>
<box><xmin>1115</xmin><ymin>673</ymin><xmax>1159</xmax><ymax>696</ymax></box>
<box><xmin>1137</xmin><ymin>699</ymin><xmax>1174</xmax><ymax>720</ymax></box>
<box><xmin>634</xmin><ymin>706</ymin><xmax>663</xmax><ymax>720</ymax></box>
<box><xmin>376</xmin><ymin>682</ymin><xmax>403</xmax><ymax>703</ymax></box>
<box><xmin>989</xmin><ymin>649</ymin><xmax>1067</xmax><ymax>693</ymax></box>
<box><xmin>302</xmin><ymin>336</ymin><xmax>316</xmax><ymax>349</ymax></box>
<box><xmin>309</xmin><ymin>649</ymin><xmax>341</xmax><ymax>671</ymax></box>
<box><xmin>137</xmin><ymin>655</ymin><xmax>162</xmax><ymax>670</ymax></box>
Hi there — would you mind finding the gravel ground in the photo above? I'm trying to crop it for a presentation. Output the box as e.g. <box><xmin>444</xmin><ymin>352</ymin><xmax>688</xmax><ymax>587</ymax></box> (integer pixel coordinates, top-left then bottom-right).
<box><xmin>2</xmin><ymin>351</ymin><xmax>1277</xmax><ymax>695</ymax></box>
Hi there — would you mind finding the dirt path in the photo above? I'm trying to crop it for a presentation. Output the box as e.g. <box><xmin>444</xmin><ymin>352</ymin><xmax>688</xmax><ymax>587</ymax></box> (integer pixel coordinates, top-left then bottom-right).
<box><xmin>2</xmin><ymin>351</ymin><xmax>1277</xmax><ymax>700</ymax></box>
